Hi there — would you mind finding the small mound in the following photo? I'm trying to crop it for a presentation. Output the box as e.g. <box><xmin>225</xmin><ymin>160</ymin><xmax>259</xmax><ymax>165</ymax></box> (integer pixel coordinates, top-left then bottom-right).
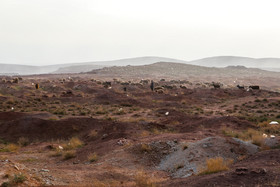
<box><xmin>158</xmin><ymin>136</ymin><xmax>258</xmax><ymax>178</ymax></box>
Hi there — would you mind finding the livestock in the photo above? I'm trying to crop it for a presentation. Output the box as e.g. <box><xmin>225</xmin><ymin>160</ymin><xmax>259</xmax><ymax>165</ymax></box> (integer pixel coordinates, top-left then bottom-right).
<box><xmin>140</xmin><ymin>79</ymin><xmax>149</xmax><ymax>84</ymax></box>
<box><xmin>163</xmin><ymin>85</ymin><xmax>173</xmax><ymax>89</ymax></box>
<box><xmin>180</xmin><ymin>85</ymin><xmax>187</xmax><ymax>89</ymax></box>
<box><xmin>156</xmin><ymin>89</ymin><xmax>164</xmax><ymax>94</ymax></box>
<box><xmin>12</xmin><ymin>77</ymin><xmax>19</xmax><ymax>83</ymax></box>
<box><xmin>212</xmin><ymin>82</ymin><xmax>221</xmax><ymax>89</ymax></box>
<box><xmin>103</xmin><ymin>81</ymin><xmax>112</xmax><ymax>88</ymax></box>
<box><xmin>237</xmin><ymin>85</ymin><xmax>245</xmax><ymax>89</ymax></box>
<box><xmin>249</xmin><ymin>85</ymin><xmax>260</xmax><ymax>90</ymax></box>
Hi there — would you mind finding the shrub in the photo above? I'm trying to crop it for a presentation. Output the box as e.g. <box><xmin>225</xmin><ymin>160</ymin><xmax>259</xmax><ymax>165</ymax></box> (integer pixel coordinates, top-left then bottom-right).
<box><xmin>5</xmin><ymin>99</ymin><xmax>14</xmax><ymax>105</ymax></box>
<box><xmin>140</xmin><ymin>144</ymin><xmax>152</xmax><ymax>153</ymax></box>
<box><xmin>258</xmin><ymin>121</ymin><xmax>280</xmax><ymax>135</ymax></box>
<box><xmin>251</xmin><ymin>134</ymin><xmax>265</xmax><ymax>147</ymax></box>
<box><xmin>88</xmin><ymin>153</ymin><xmax>98</xmax><ymax>162</ymax></box>
<box><xmin>63</xmin><ymin>150</ymin><xmax>76</xmax><ymax>160</ymax></box>
<box><xmin>49</xmin><ymin>149</ymin><xmax>63</xmax><ymax>157</ymax></box>
<box><xmin>135</xmin><ymin>171</ymin><xmax>156</xmax><ymax>187</ymax></box>
<box><xmin>199</xmin><ymin>157</ymin><xmax>233</xmax><ymax>175</ymax></box>
<box><xmin>12</xmin><ymin>173</ymin><xmax>26</xmax><ymax>184</ymax></box>
<box><xmin>64</xmin><ymin>137</ymin><xmax>83</xmax><ymax>150</ymax></box>
<box><xmin>140</xmin><ymin>131</ymin><xmax>150</xmax><ymax>137</ymax></box>
<box><xmin>1</xmin><ymin>144</ymin><xmax>19</xmax><ymax>152</ymax></box>
<box><xmin>17</xmin><ymin>137</ymin><xmax>29</xmax><ymax>147</ymax></box>
<box><xmin>1</xmin><ymin>182</ymin><xmax>9</xmax><ymax>187</ymax></box>
<box><xmin>182</xmin><ymin>144</ymin><xmax>188</xmax><ymax>150</ymax></box>
<box><xmin>88</xmin><ymin>130</ymin><xmax>98</xmax><ymax>138</ymax></box>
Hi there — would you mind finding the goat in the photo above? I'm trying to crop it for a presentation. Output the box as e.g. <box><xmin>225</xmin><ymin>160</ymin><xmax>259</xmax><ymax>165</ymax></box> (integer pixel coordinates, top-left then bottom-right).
<box><xmin>237</xmin><ymin>85</ymin><xmax>245</xmax><ymax>89</ymax></box>
<box><xmin>249</xmin><ymin>85</ymin><xmax>260</xmax><ymax>90</ymax></box>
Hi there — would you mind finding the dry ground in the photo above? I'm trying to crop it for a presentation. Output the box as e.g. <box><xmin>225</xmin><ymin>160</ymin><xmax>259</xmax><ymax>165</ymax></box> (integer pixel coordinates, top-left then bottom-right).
<box><xmin>0</xmin><ymin>75</ymin><xmax>279</xmax><ymax>186</ymax></box>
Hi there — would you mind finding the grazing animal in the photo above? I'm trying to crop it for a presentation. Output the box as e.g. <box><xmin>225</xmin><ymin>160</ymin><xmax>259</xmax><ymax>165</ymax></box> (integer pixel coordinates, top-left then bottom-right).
<box><xmin>237</xmin><ymin>85</ymin><xmax>245</xmax><ymax>89</ymax></box>
<box><xmin>249</xmin><ymin>85</ymin><xmax>260</xmax><ymax>90</ymax></box>
<box><xmin>140</xmin><ymin>79</ymin><xmax>149</xmax><ymax>84</ymax></box>
<box><xmin>103</xmin><ymin>81</ymin><xmax>112</xmax><ymax>88</ymax></box>
<box><xmin>164</xmin><ymin>85</ymin><xmax>173</xmax><ymax>89</ymax></box>
<box><xmin>12</xmin><ymin>78</ymin><xmax>19</xmax><ymax>83</ymax></box>
<box><xmin>180</xmin><ymin>85</ymin><xmax>187</xmax><ymax>89</ymax></box>
<box><xmin>212</xmin><ymin>82</ymin><xmax>221</xmax><ymax>89</ymax></box>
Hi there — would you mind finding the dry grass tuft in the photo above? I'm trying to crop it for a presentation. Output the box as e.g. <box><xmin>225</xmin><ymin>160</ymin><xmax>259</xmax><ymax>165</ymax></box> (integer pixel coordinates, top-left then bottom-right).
<box><xmin>258</xmin><ymin>121</ymin><xmax>280</xmax><ymax>135</ymax></box>
<box><xmin>88</xmin><ymin>130</ymin><xmax>98</xmax><ymax>138</ymax></box>
<box><xmin>63</xmin><ymin>150</ymin><xmax>76</xmax><ymax>160</ymax></box>
<box><xmin>17</xmin><ymin>137</ymin><xmax>30</xmax><ymax>147</ymax></box>
<box><xmin>140</xmin><ymin>131</ymin><xmax>150</xmax><ymax>137</ymax></box>
<box><xmin>1</xmin><ymin>144</ymin><xmax>20</xmax><ymax>152</ymax></box>
<box><xmin>221</xmin><ymin>127</ymin><xmax>266</xmax><ymax>147</ymax></box>
<box><xmin>140</xmin><ymin>144</ymin><xmax>152</xmax><ymax>153</ymax></box>
<box><xmin>135</xmin><ymin>171</ymin><xmax>156</xmax><ymax>187</ymax></box>
<box><xmin>64</xmin><ymin>137</ymin><xmax>83</xmax><ymax>150</ymax></box>
<box><xmin>251</xmin><ymin>134</ymin><xmax>265</xmax><ymax>147</ymax></box>
<box><xmin>199</xmin><ymin>157</ymin><xmax>233</xmax><ymax>175</ymax></box>
<box><xmin>88</xmin><ymin>152</ymin><xmax>98</xmax><ymax>162</ymax></box>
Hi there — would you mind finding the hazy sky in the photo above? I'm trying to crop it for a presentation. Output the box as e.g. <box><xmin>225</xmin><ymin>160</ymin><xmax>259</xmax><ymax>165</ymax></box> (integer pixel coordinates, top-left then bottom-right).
<box><xmin>1</xmin><ymin>0</ymin><xmax>280</xmax><ymax>65</ymax></box>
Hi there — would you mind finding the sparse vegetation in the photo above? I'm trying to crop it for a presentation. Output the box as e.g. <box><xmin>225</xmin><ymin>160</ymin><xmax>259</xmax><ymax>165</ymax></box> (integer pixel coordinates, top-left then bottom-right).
<box><xmin>135</xmin><ymin>171</ymin><xmax>156</xmax><ymax>187</ymax></box>
<box><xmin>12</xmin><ymin>173</ymin><xmax>27</xmax><ymax>184</ymax></box>
<box><xmin>64</xmin><ymin>137</ymin><xmax>83</xmax><ymax>150</ymax></box>
<box><xmin>0</xmin><ymin>144</ymin><xmax>19</xmax><ymax>152</ymax></box>
<box><xmin>0</xmin><ymin>76</ymin><xmax>280</xmax><ymax>186</ymax></box>
<box><xmin>17</xmin><ymin>137</ymin><xmax>29</xmax><ymax>147</ymax></box>
<box><xmin>199</xmin><ymin>157</ymin><xmax>233</xmax><ymax>175</ymax></box>
<box><xmin>89</xmin><ymin>130</ymin><xmax>98</xmax><ymax>138</ymax></box>
<box><xmin>140</xmin><ymin>144</ymin><xmax>152</xmax><ymax>153</ymax></box>
<box><xmin>88</xmin><ymin>152</ymin><xmax>98</xmax><ymax>162</ymax></box>
<box><xmin>182</xmin><ymin>144</ymin><xmax>189</xmax><ymax>150</ymax></box>
<box><xmin>63</xmin><ymin>150</ymin><xmax>76</xmax><ymax>160</ymax></box>
<box><xmin>2</xmin><ymin>173</ymin><xmax>27</xmax><ymax>186</ymax></box>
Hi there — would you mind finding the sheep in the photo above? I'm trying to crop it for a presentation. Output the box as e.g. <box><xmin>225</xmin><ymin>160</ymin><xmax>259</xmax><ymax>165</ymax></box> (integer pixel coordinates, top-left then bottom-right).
<box><xmin>140</xmin><ymin>79</ymin><xmax>149</xmax><ymax>84</ymax></box>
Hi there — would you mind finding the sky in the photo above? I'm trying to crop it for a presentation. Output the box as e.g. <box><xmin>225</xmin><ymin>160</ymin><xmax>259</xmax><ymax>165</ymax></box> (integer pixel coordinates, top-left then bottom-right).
<box><xmin>1</xmin><ymin>0</ymin><xmax>280</xmax><ymax>65</ymax></box>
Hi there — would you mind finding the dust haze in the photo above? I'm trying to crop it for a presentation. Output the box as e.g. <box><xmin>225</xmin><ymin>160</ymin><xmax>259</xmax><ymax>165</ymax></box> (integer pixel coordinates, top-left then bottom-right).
<box><xmin>0</xmin><ymin>1</ymin><xmax>280</xmax><ymax>187</ymax></box>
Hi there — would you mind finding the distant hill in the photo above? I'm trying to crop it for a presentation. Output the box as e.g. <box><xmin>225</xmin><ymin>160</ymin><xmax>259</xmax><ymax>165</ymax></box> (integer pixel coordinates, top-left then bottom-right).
<box><xmin>2</xmin><ymin>56</ymin><xmax>280</xmax><ymax>75</ymax></box>
<box><xmin>53</xmin><ymin>56</ymin><xmax>186</xmax><ymax>74</ymax></box>
<box><xmin>0</xmin><ymin>64</ymin><xmax>60</xmax><ymax>75</ymax></box>
<box><xmin>190</xmin><ymin>56</ymin><xmax>280</xmax><ymax>70</ymax></box>
<box><xmin>89</xmin><ymin>62</ymin><xmax>279</xmax><ymax>79</ymax></box>
<box><xmin>0</xmin><ymin>56</ymin><xmax>186</xmax><ymax>75</ymax></box>
<box><xmin>53</xmin><ymin>65</ymin><xmax>104</xmax><ymax>74</ymax></box>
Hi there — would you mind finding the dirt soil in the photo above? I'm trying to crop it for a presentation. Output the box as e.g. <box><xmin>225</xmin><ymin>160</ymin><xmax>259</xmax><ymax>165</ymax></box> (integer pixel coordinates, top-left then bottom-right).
<box><xmin>0</xmin><ymin>75</ymin><xmax>279</xmax><ymax>186</ymax></box>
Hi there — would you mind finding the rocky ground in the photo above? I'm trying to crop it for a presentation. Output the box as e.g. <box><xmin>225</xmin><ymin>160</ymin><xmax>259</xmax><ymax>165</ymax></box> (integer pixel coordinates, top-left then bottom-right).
<box><xmin>0</xmin><ymin>75</ymin><xmax>279</xmax><ymax>186</ymax></box>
